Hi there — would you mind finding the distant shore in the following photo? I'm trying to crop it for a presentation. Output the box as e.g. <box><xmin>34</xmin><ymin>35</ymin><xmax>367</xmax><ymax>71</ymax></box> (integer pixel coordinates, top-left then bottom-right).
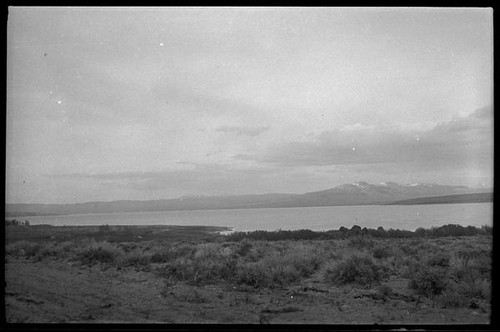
<box><xmin>384</xmin><ymin>192</ymin><xmax>492</xmax><ymax>205</ymax></box>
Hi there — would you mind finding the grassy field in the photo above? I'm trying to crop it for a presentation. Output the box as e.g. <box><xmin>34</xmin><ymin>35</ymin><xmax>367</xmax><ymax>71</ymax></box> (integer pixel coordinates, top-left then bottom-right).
<box><xmin>4</xmin><ymin>223</ymin><xmax>492</xmax><ymax>324</ymax></box>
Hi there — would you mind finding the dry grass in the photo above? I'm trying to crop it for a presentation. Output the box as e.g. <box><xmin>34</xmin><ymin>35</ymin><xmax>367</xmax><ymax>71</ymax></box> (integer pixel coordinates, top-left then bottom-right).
<box><xmin>5</xmin><ymin>225</ymin><xmax>491</xmax><ymax>309</ymax></box>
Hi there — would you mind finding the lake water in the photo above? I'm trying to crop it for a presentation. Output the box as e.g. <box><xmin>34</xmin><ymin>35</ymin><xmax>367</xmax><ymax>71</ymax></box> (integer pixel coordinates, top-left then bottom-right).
<box><xmin>20</xmin><ymin>203</ymin><xmax>492</xmax><ymax>232</ymax></box>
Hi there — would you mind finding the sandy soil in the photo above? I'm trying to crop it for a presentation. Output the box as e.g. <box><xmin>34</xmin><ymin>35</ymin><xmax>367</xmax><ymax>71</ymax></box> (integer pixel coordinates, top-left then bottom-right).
<box><xmin>5</xmin><ymin>258</ymin><xmax>490</xmax><ymax>324</ymax></box>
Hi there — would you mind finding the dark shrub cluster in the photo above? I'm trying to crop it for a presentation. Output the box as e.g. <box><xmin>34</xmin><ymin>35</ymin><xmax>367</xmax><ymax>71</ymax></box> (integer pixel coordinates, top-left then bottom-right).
<box><xmin>347</xmin><ymin>236</ymin><xmax>374</xmax><ymax>250</ymax></box>
<box><xmin>234</xmin><ymin>239</ymin><xmax>253</xmax><ymax>257</ymax></box>
<box><xmin>225</xmin><ymin>229</ymin><xmax>325</xmax><ymax>242</ymax></box>
<box><xmin>150</xmin><ymin>244</ymin><xmax>195</xmax><ymax>263</ymax></box>
<box><xmin>5</xmin><ymin>219</ymin><xmax>30</xmax><ymax>226</ymax></box>
<box><xmin>157</xmin><ymin>242</ymin><xmax>325</xmax><ymax>289</ymax></box>
<box><xmin>236</xmin><ymin>260</ymin><xmax>300</xmax><ymax>288</ymax></box>
<box><xmin>120</xmin><ymin>250</ymin><xmax>152</xmax><ymax>268</ymax></box>
<box><xmin>427</xmin><ymin>253</ymin><xmax>450</xmax><ymax>267</ymax></box>
<box><xmin>235</xmin><ymin>245</ymin><xmax>324</xmax><ymax>288</ymax></box>
<box><xmin>225</xmin><ymin>224</ymin><xmax>491</xmax><ymax>242</ymax></box>
<box><xmin>99</xmin><ymin>224</ymin><xmax>111</xmax><ymax>232</ymax></box>
<box><xmin>323</xmin><ymin>254</ymin><xmax>382</xmax><ymax>285</ymax></box>
<box><xmin>416</xmin><ymin>224</ymin><xmax>486</xmax><ymax>237</ymax></box>
<box><xmin>372</xmin><ymin>245</ymin><xmax>393</xmax><ymax>259</ymax></box>
<box><xmin>6</xmin><ymin>241</ymin><xmax>68</xmax><ymax>261</ymax></box>
<box><xmin>159</xmin><ymin>243</ymin><xmax>238</xmax><ymax>285</ymax></box>
<box><xmin>431</xmin><ymin>246</ymin><xmax>492</xmax><ymax>308</ymax></box>
<box><xmin>164</xmin><ymin>257</ymin><xmax>238</xmax><ymax>285</ymax></box>
<box><xmin>408</xmin><ymin>264</ymin><xmax>449</xmax><ymax>296</ymax></box>
<box><xmin>6</xmin><ymin>241</ymin><xmax>42</xmax><ymax>259</ymax></box>
<box><xmin>75</xmin><ymin>243</ymin><xmax>122</xmax><ymax>265</ymax></box>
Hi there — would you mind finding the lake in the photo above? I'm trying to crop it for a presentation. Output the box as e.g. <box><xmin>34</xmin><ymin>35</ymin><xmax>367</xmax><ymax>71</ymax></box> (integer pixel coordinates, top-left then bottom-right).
<box><xmin>19</xmin><ymin>203</ymin><xmax>492</xmax><ymax>232</ymax></box>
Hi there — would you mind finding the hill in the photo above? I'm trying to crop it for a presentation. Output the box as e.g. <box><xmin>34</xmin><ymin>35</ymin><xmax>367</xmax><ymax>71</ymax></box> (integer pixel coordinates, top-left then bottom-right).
<box><xmin>5</xmin><ymin>182</ymin><xmax>491</xmax><ymax>217</ymax></box>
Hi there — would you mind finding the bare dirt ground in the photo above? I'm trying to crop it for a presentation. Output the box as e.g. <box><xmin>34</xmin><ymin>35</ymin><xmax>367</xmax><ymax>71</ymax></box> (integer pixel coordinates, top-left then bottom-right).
<box><xmin>5</xmin><ymin>258</ymin><xmax>489</xmax><ymax>324</ymax></box>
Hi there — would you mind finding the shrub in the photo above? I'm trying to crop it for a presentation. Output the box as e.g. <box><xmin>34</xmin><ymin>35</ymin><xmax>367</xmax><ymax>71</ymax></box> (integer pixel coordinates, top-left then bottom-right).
<box><xmin>415</xmin><ymin>227</ymin><xmax>428</xmax><ymax>237</ymax></box>
<box><xmin>116</xmin><ymin>242</ymin><xmax>138</xmax><ymax>253</ymax></box>
<box><xmin>119</xmin><ymin>249</ymin><xmax>152</xmax><ymax>268</ymax></box>
<box><xmin>79</xmin><ymin>248</ymin><xmax>117</xmax><ymax>265</ymax></box>
<box><xmin>6</xmin><ymin>241</ymin><xmax>41</xmax><ymax>258</ymax></box>
<box><xmin>171</xmin><ymin>256</ymin><xmax>237</xmax><ymax>285</ymax></box>
<box><xmin>236</xmin><ymin>261</ymin><xmax>273</xmax><ymax>288</ymax></box>
<box><xmin>427</xmin><ymin>253</ymin><xmax>450</xmax><ymax>267</ymax></box>
<box><xmin>160</xmin><ymin>243</ymin><xmax>237</xmax><ymax>285</ymax></box>
<box><xmin>375</xmin><ymin>226</ymin><xmax>388</xmax><ymax>238</ymax></box>
<box><xmin>35</xmin><ymin>243</ymin><xmax>63</xmax><ymax>261</ymax></box>
<box><xmin>437</xmin><ymin>277</ymin><xmax>490</xmax><ymax>308</ymax></box>
<box><xmin>151</xmin><ymin>250</ymin><xmax>172</xmax><ymax>263</ymax></box>
<box><xmin>225</xmin><ymin>229</ymin><xmax>324</xmax><ymax>241</ymax></box>
<box><xmin>150</xmin><ymin>243</ymin><xmax>196</xmax><ymax>263</ymax></box>
<box><xmin>75</xmin><ymin>242</ymin><xmax>123</xmax><ymax>265</ymax></box>
<box><xmin>456</xmin><ymin>249</ymin><xmax>491</xmax><ymax>270</ymax></box>
<box><xmin>8</xmin><ymin>241</ymin><xmax>64</xmax><ymax>261</ymax></box>
<box><xmin>268</xmin><ymin>263</ymin><xmax>301</xmax><ymax>286</ymax></box>
<box><xmin>386</xmin><ymin>228</ymin><xmax>414</xmax><ymax>238</ymax></box>
<box><xmin>235</xmin><ymin>239</ymin><xmax>253</xmax><ymax>257</ymax></box>
<box><xmin>281</xmin><ymin>244</ymin><xmax>324</xmax><ymax>277</ymax></box>
<box><xmin>171</xmin><ymin>243</ymin><xmax>196</xmax><ymax>258</ymax></box>
<box><xmin>450</xmin><ymin>248</ymin><xmax>491</xmax><ymax>302</ymax></box>
<box><xmin>322</xmin><ymin>254</ymin><xmax>382</xmax><ymax>285</ymax></box>
<box><xmin>438</xmin><ymin>289</ymin><xmax>468</xmax><ymax>308</ymax></box>
<box><xmin>459</xmin><ymin>278</ymin><xmax>490</xmax><ymax>300</ymax></box>
<box><xmin>473</xmin><ymin>253</ymin><xmax>492</xmax><ymax>277</ymax></box>
<box><xmin>99</xmin><ymin>224</ymin><xmax>111</xmax><ymax>232</ymax></box>
<box><xmin>372</xmin><ymin>245</ymin><xmax>392</xmax><ymax>259</ymax></box>
<box><xmin>347</xmin><ymin>236</ymin><xmax>374</xmax><ymax>250</ymax></box>
<box><xmin>481</xmin><ymin>225</ymin><xmax>492</xmax><ymax>235</ymax></box>
<box><xmin>236</xmin><ymin>257</ymin><xmax>302</xmax><ymax>289</ymax></box>
<box><xmin>377</xmin><ymin>284</ymin><xmax>394</xmax><ymax>298</ymax></box>
<box><xmin>408</xmin><ymin>264</ymin><xmax>448</xmax><ymax>296</ymax></box>
<box><xmin>399</xmin><ymin>243</ymin><xmax>418</xmax><ymax>256</ymax></box>
<box><xmin>378</xmin><ymin>252</ymin><xmax>410</xmax><ymax>277</ymax></box>
<box><xmin>234</xmin><ymin>243</ymin><xmax>324</xmax><ymax>289</ymax></box>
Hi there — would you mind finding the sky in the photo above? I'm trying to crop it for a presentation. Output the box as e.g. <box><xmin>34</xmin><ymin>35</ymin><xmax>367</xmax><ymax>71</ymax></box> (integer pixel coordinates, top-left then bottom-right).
<box><xmin>6</xmin><ymin>7</ymin><xmax>493</xmax><ymax>204</ymax></box>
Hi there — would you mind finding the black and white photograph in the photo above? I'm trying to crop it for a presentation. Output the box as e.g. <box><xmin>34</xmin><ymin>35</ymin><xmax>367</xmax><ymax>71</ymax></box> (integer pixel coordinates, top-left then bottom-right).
<box><xmin>5</xmin><ymin>7</ymin><xmax>493</xmax><ymax>324</ymax></box>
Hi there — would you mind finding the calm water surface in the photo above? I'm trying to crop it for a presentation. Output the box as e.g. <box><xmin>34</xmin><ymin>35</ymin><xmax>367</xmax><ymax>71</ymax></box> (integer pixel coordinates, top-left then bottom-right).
<box><xmin>21</xmin><ymin>203</ymin><xmax>492</xmax><ymax>232</ymax></box>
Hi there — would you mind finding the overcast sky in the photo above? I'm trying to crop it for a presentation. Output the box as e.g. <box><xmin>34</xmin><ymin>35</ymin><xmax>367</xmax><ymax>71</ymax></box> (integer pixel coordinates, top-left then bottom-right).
<box><xmin>6</xmin><ymin>7</ymin><xmax>493</xmax><ymax>204</ymax></box>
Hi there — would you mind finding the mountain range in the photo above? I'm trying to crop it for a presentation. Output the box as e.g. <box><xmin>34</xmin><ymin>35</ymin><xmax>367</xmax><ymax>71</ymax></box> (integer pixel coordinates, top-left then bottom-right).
<box><xmin>5</xmin><ymin>181</ymin><xmax>492</xmax><ymax>217</ymax></box>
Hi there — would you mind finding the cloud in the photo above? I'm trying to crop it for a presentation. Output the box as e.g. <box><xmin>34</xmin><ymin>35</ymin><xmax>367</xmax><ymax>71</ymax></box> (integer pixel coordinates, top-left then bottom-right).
<box><xmin>235</xmin><ymin>106</ymin><xmax>493</xmax><ymax>171</ymax></box>
<box><xmin>216</xmin><ymin>125</ymin><xmax>270</xmax><ymax>137</ymax></box>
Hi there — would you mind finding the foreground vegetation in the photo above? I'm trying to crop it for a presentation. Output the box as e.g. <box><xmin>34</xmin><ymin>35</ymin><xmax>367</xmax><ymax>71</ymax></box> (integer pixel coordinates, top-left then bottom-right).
<box><xmin>5</xmin><ymin>223</ymin><xmax>492</xmax><ymax>315</ymax></box>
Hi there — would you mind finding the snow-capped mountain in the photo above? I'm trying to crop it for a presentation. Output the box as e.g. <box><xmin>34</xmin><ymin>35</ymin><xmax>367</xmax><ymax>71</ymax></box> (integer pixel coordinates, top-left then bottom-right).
<box><xmin>265</xmin><ymin>182</ymin><xmax>488</xmax><ymax>208</ymax></box>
